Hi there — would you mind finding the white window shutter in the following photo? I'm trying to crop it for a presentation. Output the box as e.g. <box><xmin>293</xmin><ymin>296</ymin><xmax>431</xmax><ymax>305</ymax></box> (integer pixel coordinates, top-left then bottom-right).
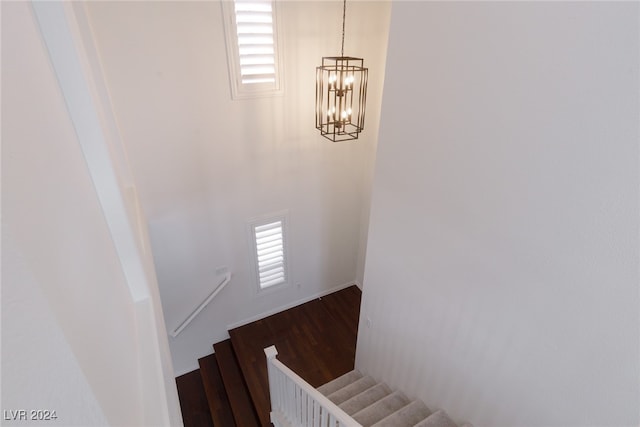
<box><xmin>222</xmin><ymin>0</ymin><xmax>283</xmax><ymax>98</ymax></box>
<box><xmin>235</xmin><ymin>0</ymin><xmax>276</xmax><ymax>84</ymax></box>
<box><xmin>253</xmin><ymin>219</ymin><xmax>287</xmax><ymax>289</ymax></box>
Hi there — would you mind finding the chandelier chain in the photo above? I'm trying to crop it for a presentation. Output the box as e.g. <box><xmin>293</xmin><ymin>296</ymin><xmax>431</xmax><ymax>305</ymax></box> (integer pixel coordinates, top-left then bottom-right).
<box><xmin>341</xmin><ymin>0</ymin><xmax>346</xmax><ymax>57</ymax></box>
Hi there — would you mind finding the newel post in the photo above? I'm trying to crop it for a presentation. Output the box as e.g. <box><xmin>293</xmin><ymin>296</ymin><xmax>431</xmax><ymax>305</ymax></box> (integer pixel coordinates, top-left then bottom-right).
<box><xmin>264</xmin><ymin>345</ymin><xmax>278</xmax><ymax>360</ymax></box>
<box><xmin>264</xmin><ymin>345</ymin><xmax>280</xmax><ymax>424</ymax></box>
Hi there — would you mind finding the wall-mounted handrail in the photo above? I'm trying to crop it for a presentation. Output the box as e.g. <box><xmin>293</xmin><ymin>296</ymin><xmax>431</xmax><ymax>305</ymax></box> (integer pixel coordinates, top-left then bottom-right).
<box><xmin>171</xmin><ymin>272</ymin><xmax>231</xmax><ymax>337</ymax></box>
<box><xmin>265</xmin><ymin>345</ymin><xmax>362</xmax><ymax>427</ymax></box>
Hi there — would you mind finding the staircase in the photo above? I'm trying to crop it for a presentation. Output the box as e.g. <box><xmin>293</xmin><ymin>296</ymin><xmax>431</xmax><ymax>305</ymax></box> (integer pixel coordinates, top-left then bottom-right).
<box><xmin>315</xmin><ymin>370</ymin><xmax>471</xmax><ymax>427</ymax></box>
<box><xmin>176</xmin><ymin>285</ymin><xmax>362</xmax><ymax>427</ymax></box>
<box><xmin>175</xmin><ymin>285</ymin><xmax>470</xmax><ymax>427</ymax></box>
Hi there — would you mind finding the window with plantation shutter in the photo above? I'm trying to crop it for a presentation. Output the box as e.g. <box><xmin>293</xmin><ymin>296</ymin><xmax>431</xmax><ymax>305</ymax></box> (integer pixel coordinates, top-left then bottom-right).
<box><xmin>222</xmin><ymin>0</ymin><xmax>283</xmax><ymax>99</ymax></box>
<box><xmin>251</xmin><ymin>216</ymin><xmax>288</xmax><ymax>291</ymax></box>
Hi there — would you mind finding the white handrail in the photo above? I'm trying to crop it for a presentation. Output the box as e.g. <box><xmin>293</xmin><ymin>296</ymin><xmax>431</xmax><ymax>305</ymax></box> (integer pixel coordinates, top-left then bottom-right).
<box><xmin>264</xmin><ymin>345</ymin><xmax>362</xmax><ymax>427</ymax></box>
<box><xmin>170</xmin><ymin>272</ymin><xmax>231</xmax><ymax>337</ymax></box>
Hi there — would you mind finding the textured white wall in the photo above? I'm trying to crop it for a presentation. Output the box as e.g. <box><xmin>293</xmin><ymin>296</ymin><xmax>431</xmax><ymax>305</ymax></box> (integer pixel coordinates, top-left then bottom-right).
<box><xmin>84</xmin><ymin>1</ymin><xmax>391</xmax><ymax>375</ymax></box>
<box><xmin>357</xmin><ymin>3</ymin><xmax>639</xmax><ymax>427</ymax></box>
<box><xmin>2</xmin><ymin>2</ymin><xmax>179</xmax><ymax>425</ymax></box>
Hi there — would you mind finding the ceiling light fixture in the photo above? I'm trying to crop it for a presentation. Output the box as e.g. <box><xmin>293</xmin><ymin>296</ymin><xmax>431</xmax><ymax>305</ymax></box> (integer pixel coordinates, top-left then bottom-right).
<box><xmin>315</xmin><ymin>0</ymin><xmax>368</xmax><ymax>142</ymax></box>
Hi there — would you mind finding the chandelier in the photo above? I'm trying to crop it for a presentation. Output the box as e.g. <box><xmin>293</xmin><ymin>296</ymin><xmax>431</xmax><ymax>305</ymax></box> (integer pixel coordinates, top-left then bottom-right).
<box><xmin>315</xmin><ymin>0</ymin><xmax>368</xmax><ymax>142</ymax></box>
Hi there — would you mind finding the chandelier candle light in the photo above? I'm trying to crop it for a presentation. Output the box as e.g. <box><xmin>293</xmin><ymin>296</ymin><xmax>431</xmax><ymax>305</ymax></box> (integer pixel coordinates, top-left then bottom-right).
<box><xmin>315</xmin><ymin>0</ymin><xmax>368</xmax><ymax>142</ymax></box>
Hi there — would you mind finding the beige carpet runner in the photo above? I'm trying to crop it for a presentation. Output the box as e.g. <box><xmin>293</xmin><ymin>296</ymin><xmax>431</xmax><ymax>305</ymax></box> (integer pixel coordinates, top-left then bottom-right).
<box><xmin>317</xmin><ymin>370</ymin><xmax>472</xmax><ymax>427</ymax></box>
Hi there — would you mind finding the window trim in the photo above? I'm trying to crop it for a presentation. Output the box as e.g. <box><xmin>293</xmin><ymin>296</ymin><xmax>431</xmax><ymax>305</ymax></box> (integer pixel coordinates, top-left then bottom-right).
<box><xmin>221</xmin><ymin>0</ymin><xmax>284</xmax><ymax>99</ymax></box>
<box><xmin>248</xmin><ymin>212</ymin><xmax>290</xmax><ymax>294</ymax></box>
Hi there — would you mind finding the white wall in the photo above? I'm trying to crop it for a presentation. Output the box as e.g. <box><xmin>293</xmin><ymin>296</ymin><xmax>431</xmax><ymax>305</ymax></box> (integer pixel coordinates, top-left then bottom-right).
<box><xmin>84</xmin><ymin>0</ymin><xmax>391</xmax><ymax>375</ymax></box>
<box><xmin>2</xmin><ymin>2</ymin><xmax>180</xmax><ymax>425</ymax></box>
<box><xmin>2</xmin><ymin>234</ymin><xmax>108</xmax><ymax>426</ymax></box>
<box><xmin>357</xmin><ymin>2</ymin><xmax>639</xmax><ymax>427</ymax></box>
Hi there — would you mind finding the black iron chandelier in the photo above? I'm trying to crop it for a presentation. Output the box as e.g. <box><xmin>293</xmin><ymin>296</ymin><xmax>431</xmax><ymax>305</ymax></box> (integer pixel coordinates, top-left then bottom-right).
<box><xmin>315</xmin><ymin>0</ymin><xmax>368</xmax><ymax>142</ymax></box>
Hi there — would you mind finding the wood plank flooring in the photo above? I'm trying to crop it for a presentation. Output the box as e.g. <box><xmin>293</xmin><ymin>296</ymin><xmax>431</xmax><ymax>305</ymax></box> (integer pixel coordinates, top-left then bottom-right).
<box><xmin>230</xmin><ymin>285</ymin><xmax>362</xmax><ymax>427</ymax></box>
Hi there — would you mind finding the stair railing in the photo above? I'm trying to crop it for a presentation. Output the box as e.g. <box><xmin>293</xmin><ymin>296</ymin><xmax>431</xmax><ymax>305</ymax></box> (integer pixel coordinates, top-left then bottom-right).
<box><xmin>264</xmin><ymin>345</ymin><xmax>362</xmax><ymax>427</ymax></box>
<box><xmin>170</xmin><ymin>272</ymin><xmax>231</xmax><ymax>337</ymax></box>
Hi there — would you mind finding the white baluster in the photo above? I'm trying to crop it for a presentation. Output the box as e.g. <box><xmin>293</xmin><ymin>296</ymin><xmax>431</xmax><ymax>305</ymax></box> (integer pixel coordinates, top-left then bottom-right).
<box><xmin>313</xmin><ymin>400</ymin><xmax>320</xmax><ymax>427</ymax></box>
<box><xmin>306</xmin><ymin>393</ymin><xmax>312</xmax><ymax>425</ymax></box>
<box><xmin>280</xmin><ymin>374</ymin><xmax>285</xmax><ymax>421</ymax></box>
<box><xmin>292</xmin><ymin>383</ymin><xmax>297</xmax><ymax>424</ymax></box>
<box><xmin>277</xmin><ymin>369</ymin><xmax>284</xmax><ymax>415</ymax></box>
<box><xmin>321</xmin><ymin>406</ymin><xmax>329</xmax><ymax>427</ymax></box>
<box><xmin>296</xmin><ymin>386</ymin><xmax>301</xmax><ymax>425</ymax></box>
<box><xmin>282</xmin><ymin>377</ymin><xmax>288</xmax><ymax>423</ymax></box>
<box><xmin>300</xmin><ymin>388</ymin><xmax>307</xmax><ymax>425</ymax></box>
<box><xmin>286</xmin><ymin>378</ymin><xmax>292</xmax><ymax>423</ymax></box>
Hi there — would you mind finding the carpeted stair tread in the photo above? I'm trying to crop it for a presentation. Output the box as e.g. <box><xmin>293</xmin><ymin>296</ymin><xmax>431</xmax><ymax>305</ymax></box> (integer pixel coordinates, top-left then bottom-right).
<box><xmin>317</xmin><ymin>369</ymin><xmax>363</xmax><ymax>396</ymax></box>
<box><xmin>339</xmin><ymin>383</ymin><xmax>392</xmax><ymax>416</ymax></box>
<box><xmin>413</xmin><ymin>409</ymin><xmax>460</xmax><ymax>427</ymax></box>
<box><xmin>327</xmin><ymin>375</ymin><xmax>377</xmax><ymax>405</ymax></box>
<box><xmin>371</xmin><ymin>400</ymin><xmax>432</xmax><ymax>427</ymax></box>
<box><xmin>352</xmin><ymin>391</ymin><xmax>410</xmax><ymax>427</ymax></box>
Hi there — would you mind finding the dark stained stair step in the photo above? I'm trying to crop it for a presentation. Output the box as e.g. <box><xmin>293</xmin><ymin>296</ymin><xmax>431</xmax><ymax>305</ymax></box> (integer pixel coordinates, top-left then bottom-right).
<box><xmin>175</xmin><ymin>369</ymin><xmax>214</xmax><ymax>427</ymax></box>
<box><xmin>198</xmin><ymin>353</ymin><xmax>235</xmax><ymax>427</ymax></box>
<box><xmin>213</xmin><ymin>339</ymin><xmax>261</xmax><ymax>427</ymax></box>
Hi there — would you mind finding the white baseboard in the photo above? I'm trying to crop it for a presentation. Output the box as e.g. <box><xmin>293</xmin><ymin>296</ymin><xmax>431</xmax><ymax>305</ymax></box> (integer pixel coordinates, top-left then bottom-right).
<box><xmin>226</xmin><ymin>281</ymin><xmax>358</xmax><ymax>331</ymax></box>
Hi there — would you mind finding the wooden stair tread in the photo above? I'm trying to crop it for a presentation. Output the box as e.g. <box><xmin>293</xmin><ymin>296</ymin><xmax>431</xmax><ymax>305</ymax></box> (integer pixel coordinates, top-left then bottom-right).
<box><xmin>198</xmin><ymin>353</ymin><xmax>235</xmax><ymax>427</ymax></box>
<box><xmin>213</xmin><ymin>339</ymin><xmax>260</xmax><ymax>427</ymax></box>
<box><xmin>175</xmin><ymin>369</ymin><xmax>214</xmax><ymax>427</ymax></box>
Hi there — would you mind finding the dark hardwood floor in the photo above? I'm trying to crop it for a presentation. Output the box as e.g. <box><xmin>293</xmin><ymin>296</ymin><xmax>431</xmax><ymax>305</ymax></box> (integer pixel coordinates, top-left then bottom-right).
<box><xmin>230</xmin><ymin>285</ymin><xmax>362</xmax><ymax>427</ymax></box>
<box><xmin>176</xmin><ymin>285</ymin><xmax>362</xmax><ymax>427</ymax></box>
